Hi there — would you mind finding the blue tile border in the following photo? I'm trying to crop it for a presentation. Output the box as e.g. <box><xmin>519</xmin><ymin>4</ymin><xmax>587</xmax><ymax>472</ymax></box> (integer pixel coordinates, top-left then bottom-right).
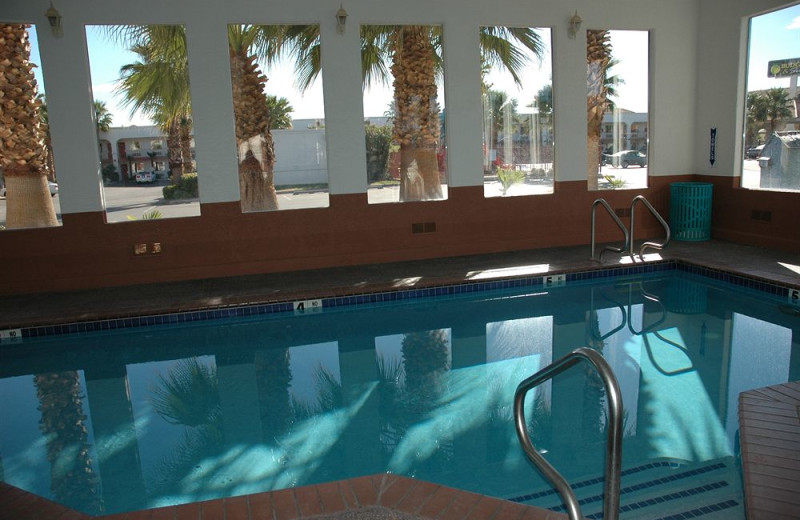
<box><xmin>8</xmin><ymin>258</ymin><xmax>798</xmax><ymax>340</ymax></box>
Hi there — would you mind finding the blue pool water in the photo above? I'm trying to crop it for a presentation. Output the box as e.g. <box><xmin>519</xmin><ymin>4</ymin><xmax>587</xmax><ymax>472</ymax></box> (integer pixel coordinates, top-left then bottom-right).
<box><xmin>1</xmin><ymin>269</ymin><xmax>798</xmax><ymax>519</ymax></box>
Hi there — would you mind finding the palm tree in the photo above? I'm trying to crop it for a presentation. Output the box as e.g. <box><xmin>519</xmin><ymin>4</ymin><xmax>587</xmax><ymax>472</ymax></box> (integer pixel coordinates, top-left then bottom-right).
<box><xmin>266</xmin><ymin>95</ymin><xmax>294</xmax><ymax>129</ymax></box>
<box><xmin>746</xmin><ymin>91</ymin><xmax>770</xmax><ymax>146</ymax></box>
<box><xmin>94</xmin><ymin>100</ymin><xmax>114</xmax><ymax>133</ymax></box>
<box><xmin>36</xmin><ymin>94</ymin><xmax>56</xmax><ymax>182</ymax></box>
<box><xmin>114</xmin><ymin>28</ymin><xmax>193</xmax><ymax>184</ymax></box>
<box><xmin>390</xmin><ymin>26</ymin><xmax>443</xmax><ymax>201</ymax></box>
<box><xmin>587</xmin><ymin>29</ymin><xmax>613</xmax><ymax>190</ymax></box>
<box><xmin>534</xmin><ymin>84</ymin><xmax>553</xmax><ymax>119</ymax></box>
<box><xmin>228</xmin><ymin>24</ymin><xmax>320</xmax><ymax>210</ymax></box>
<box><xmin>0</xmin><ymin>24</ymin><xmax>58</xmax><ymax>229</ymax></box>
<box><xmin>763</xmin><ymin>87</ymin><xmax>792</xmax><ymax>136</ymax></box>
<box><xmin>360</xmin><ymin>26</ymin><xmax>544</xmax><ymax>201</ymax></box>
<box><xmin>483</xmin><ymin>89</ymin><xmax>519</xmax><ymax>168</ymax></box>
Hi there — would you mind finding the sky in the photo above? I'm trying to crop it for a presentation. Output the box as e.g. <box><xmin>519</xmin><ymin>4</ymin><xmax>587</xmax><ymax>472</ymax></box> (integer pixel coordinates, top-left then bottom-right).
<box><xmin>25</xmin><ymin>7</ymin><xmax>799</xmax><ymax>128</ymax></box>
<box><xmin>747</xmin><ymin>3</ymin><xmax>800</xmax><ymax>92</ymax></box>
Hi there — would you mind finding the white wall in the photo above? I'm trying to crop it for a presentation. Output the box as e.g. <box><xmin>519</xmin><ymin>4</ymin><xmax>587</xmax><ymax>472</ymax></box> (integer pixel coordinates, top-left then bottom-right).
<box><xmin>273</xmin><ymin>129</ymin><xmax>328</xmax><ymax>185</ymax></box>
<box><xmin>692</xmin><ymin>0</ymin><xmax>795</xmax><ymax>178</ymax></box>
<box><xmin>4</xmin><ymin>0</ymin><xmax>704</xmax><ymax>214</ymax></box>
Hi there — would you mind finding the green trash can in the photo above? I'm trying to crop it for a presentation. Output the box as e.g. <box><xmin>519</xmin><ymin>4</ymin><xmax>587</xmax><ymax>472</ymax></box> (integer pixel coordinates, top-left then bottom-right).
<box><xmin>670</xmin><ymin>182</ymin><xmax>712</xmax><ymax>241</ymax></box>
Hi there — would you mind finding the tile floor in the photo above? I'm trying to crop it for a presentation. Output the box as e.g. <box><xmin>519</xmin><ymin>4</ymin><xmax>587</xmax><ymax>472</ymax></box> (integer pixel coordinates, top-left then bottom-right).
<box><xmin>2</xmin><ymin>240</ymin><xmax>799</xmax><ymax>330</ymax></box>
<box><xmin>1</xmin><ymin>239</ymin><xmax>799</xmax><ymax>520</ymax></box>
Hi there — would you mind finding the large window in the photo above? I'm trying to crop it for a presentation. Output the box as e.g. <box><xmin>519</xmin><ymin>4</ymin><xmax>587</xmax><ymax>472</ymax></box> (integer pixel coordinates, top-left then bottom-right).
<box><xmin>0</xmin><ymin>24</ymin><xmax>62</xmax><ymax>230</ymax></box>
<box><xmin>228</xmin><ymin>24</ymin><xmax>328</xmax><ymax>212</ymax></box>
<box><xmin>481</xmin><ymin>27</ymin><xmax>554</xmax><ymax>198</ymax></box>
<box><xmin>742</xmin><ymin>3</ymin><xmax>800</xmax><ymax>191</ymax></box>
<box><xmin>86</xmin><ymin>24</ymin><xmax>201</xmax><ymax>222</ymax></box>
<box><xmin>587</xmin><ymin>30</ymin><xmax>649</xmax><ymax>191</ymax></box>
<box><xmin>362</xmin><ymin>25</ymin><xmax>447</xmax><ymax>204</ymax></box>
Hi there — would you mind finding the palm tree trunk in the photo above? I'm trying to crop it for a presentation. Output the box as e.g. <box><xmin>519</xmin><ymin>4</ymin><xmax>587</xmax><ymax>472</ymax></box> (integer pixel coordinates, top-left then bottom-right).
<box><xmin>179</xmin><ymin>118</ymin><xmax>193</xmax><ymax>174</ymax></box>
<box><xmin>230</xmin><ymin>49</ymin><xmax>278</xmax><ymax>211</ymax></box>
<box><xmin>167</xmin><ymin>120</ymin><xmax>182</xmax><ymax>184</ymax></box>
<box><xmin>587</xmin><ymin>30</ymin><xmax>612</xmax><ymax>191</ymax></box>
<box><xmin>0</xmin><ymin>24</ymin><xmax>58</xmax><ymax>228</ymax></box>
<box><xmin>392</xmin><ymin>26</ymin><xmax>443</xmax><ymax>202</ymax></box>
<box><xmin>35</xmin><ymin>371</ymin><xmax>102</xmax><ymax>513</ymax></box>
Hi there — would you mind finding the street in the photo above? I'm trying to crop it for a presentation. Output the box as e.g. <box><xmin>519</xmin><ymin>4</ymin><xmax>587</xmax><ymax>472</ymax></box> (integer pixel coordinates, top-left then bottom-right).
<box><xmin>1</xmin><ymin>167</ymin><xmax>653</xmax><ymax>227</ymax></box>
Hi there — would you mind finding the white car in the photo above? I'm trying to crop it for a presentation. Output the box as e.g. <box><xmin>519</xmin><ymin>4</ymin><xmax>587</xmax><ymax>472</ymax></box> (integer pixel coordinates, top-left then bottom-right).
<box><xmin>0</xmin><ymin>181</ymin><xmax>58</xmax><ymax>197</ymax></box>
<box><xmin>135</xmin><ymin>171</ymin><xmax>156</xmax><ymax>184</ymax></box>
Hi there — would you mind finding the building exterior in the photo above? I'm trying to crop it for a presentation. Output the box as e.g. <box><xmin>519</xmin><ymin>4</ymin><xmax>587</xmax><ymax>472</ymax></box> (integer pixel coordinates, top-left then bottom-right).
<box><xmin>99</xmin><ymin>126</ymin><xmax>177</xmax><ymax>181</ymax></box>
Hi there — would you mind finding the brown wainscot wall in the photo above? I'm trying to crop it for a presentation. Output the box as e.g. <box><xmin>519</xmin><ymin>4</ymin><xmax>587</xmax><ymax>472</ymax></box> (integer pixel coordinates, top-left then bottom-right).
<box><xmin>697</xmin><ymin>174</ymin><xmax>800</xmax><ymax>252</ymax></box>
<box><xmin>0</xmin><ymin>174</ymin><xmax>797</xmax><ymax>296</ymax></box>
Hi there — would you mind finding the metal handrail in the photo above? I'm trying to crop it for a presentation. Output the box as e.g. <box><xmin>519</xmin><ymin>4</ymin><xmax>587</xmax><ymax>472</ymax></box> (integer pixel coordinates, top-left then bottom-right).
<box><xmin>627</xmin><ymin>283</ymin><xmax>667</xmax><ymax>335</ymax></box>
<box><xmin>591</xmin><ymin>199</ymin><xmax>630</xmax><ymax>263</ymax></box>
<box><xmin>514</xmin><ymin>347</ymin><xmax>624</xmax><ymax>520</ymax></box>
<box><xmin>629</xmin><ymin>195</ymin><xmax>670</xmax><ymax>258</ymax></box>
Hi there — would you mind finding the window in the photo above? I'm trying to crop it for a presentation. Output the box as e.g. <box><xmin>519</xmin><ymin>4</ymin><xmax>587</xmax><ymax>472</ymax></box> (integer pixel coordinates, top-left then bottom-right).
<box><xmin>362</xmin><ymin>25</ymin><xmax>447</xmax><ymax>204</ymax></box>
<box><xmin>481</xmin><ymin>27</ymin><xmax>554</xmax><ymax>197</ymax></box>
<box><xmin>228</xmin><ymin>24</ymin><xmax>328</xmax><ymax>212</ymax></box>
<box><xmin>86</xmin><ymin>24</ymin><xmax>201</xmax><ymax>222</ymax></box>
<box><xmin>0</xmin><ymin>24</ymin><xmax>62</xmax><ymax>230</ymax></box>
<box><xmin>587</xmin><ymin>30</ymin><xmax>649</xmax><ymax>191</ymax></box>
<box><xmin>741</xmin><ymin>3</ymin><xmax>800</xmax><ymax>191</ymax></box>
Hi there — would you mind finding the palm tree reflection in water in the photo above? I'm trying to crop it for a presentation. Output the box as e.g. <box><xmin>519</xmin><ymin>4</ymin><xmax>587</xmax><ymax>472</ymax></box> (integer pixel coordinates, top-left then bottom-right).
<box><xmin>377</xmin><ymin>330</ymin><xmax>453</xmax><ymax>465</ymax></box>
<box><xmin>149</xmin><ymin>358</ymin><xmax>223</xmax><ymax>493</ymax></box>
<box><xmin>35</xmin><ymin>371</ymin><xmax>102</xmax><ymax>514</ymax></box>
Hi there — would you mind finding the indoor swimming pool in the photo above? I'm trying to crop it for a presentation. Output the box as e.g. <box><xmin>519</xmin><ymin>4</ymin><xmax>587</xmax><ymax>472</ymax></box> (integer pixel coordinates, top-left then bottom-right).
<box><xmin>1</xmin><ymin>267</ymin><xmax>798</xmax><ymax>519</ymax></box>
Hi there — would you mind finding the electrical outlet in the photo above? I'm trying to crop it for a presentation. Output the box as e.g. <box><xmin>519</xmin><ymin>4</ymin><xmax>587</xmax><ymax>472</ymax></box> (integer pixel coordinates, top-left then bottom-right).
<box><xmin>134</xmin><ymin>243</ymin><xmax>147</xmax><ymax>255</ymax></box>
<box><xmin>151</xmin><ymin>242</ymin><xmax>162</xmax><ymax>254</ymax></box>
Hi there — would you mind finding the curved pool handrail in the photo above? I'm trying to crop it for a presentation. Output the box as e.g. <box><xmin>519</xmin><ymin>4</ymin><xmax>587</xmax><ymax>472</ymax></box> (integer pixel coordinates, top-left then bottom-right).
<box><xmin>591</xmin><ymin>198</ymin><xmax>631</xmax><ymax>263</ymax></box>
<box><xmin>629</xmin><ymin>195</ymin><xmax>671</xmax><ymax>258</ymax></box>
<box><xmin>514</xmin><ymin>347</ymin><xmax>624</xmax><ymax>520</ymax></box>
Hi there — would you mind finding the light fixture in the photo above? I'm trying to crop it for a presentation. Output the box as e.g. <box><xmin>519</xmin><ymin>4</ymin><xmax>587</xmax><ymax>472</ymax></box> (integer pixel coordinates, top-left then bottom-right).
<box><xmin>336</xmin><ymin>4</ymin><xmax>347</xmax><ymax>35</ymax></box>
<box><xmin>45</xmin><ymin>2</ymin><xmax>63</xmax><ymax>37</ymax></box>
<box><xmin>568</xmin><ymin>10</ymin><xmax>582</xmax><ymax>40</ymax></box>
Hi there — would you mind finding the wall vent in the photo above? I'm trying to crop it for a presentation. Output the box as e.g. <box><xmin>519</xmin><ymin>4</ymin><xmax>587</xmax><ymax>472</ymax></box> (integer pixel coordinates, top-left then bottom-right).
<box><xmin>614</xmin><ymin>208</ymin><xmax>631</xmax><ymax>218</ymax></box>
<box><xmin>751</xmin><ymin>209</ymin><xmax>772</xmax><ymax>223</ymax></box>
<box><xmin>412</xmin><ymin>222</ymin><xmax>437</xmax><ymax>234</ymax></box>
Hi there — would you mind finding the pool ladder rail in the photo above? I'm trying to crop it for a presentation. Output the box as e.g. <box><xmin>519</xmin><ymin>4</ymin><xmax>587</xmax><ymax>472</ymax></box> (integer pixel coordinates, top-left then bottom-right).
<box><xmin>591</xmin><ymin>195</ymin><xmax>671</xmax><ymax>263</ymax></box>
<box><xmin>514</xmin><ymin>347</ymin><xmax>623</xmax><ymax>520</ymax></box>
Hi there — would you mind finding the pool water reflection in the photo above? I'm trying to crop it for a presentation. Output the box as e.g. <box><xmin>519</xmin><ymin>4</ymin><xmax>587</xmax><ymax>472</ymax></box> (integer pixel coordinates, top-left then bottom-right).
<box><xmin>0</xmin><ymin>272</ymin><xmax>797</xmax><ymax>517</ymax></box>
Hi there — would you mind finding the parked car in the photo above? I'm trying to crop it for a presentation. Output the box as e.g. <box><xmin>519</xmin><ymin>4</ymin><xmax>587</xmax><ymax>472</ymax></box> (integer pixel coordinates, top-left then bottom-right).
<box><xmin>1</xmin><ymin>181</ymin><xmax>57</xmax><ymax>197</ymax></box>
<box><xmin>603</xmin><ymin>150</ymin><xmax>648</xmax><ymax>168</ymax></box>
<box><xmin>135</xmin><ymin>171</ymin><xmax>156</xmax><ymax>184</ymax></box>
<box><xmin>745</xmin><ymin>145</ymin><xmax>764</xmax><ymax>159</ymax></box>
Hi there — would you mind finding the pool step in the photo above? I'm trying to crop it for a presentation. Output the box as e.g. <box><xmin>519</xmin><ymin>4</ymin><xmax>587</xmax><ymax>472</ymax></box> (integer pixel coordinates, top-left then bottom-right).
<box><xmin>510</xmin><ymin>457</ymin><xmax>744</xmax><ymax>520</ymax></box>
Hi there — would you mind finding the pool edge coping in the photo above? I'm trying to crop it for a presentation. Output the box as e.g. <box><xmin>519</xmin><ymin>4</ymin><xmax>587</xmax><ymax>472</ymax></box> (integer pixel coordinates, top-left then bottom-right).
<box><xmin>4</xmin><ymin>258</ymin><xmax>798</xmax><ymax>340</ymax></box>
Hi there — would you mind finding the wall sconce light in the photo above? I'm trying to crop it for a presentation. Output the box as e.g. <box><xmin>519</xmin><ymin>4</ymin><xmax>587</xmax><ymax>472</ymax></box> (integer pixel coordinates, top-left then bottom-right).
<box><xmin>568</xmin><ymin>10</ymin><xmax>582</xmax><ymax>40</ymax></box>
<box><xmin>45</xmin><ymin>2</ymin><xmax>63</xmax><ymax>38</ymax></box>
<box><xmin>336</xmin><ymin>4</ymin><xmax>347</xmax><ymax>35</ymax></box>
